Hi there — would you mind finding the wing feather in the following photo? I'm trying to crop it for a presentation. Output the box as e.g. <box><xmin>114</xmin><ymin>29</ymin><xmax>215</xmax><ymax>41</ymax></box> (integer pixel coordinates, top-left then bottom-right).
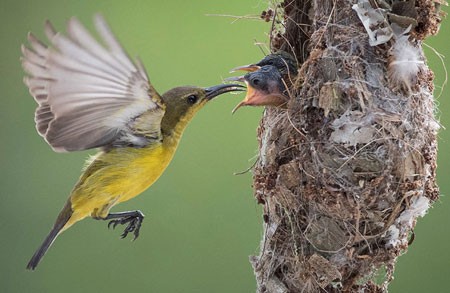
<box><xmin>44</xmin><ymin>22</ymin><xmax>130</xmax><ymax>82</ymax></box>
<box><xmin>27</xmin><ymin>33</ymin><xmax>48</xmax><ymax>56</ymax></box>
<box><xmin>22</xmin><ymin>14</ymin><xmax>164</xmax><ymax>152</ymax></box>
<box><xmin>35</xmin><ymin>103</ymin><xmax>54</xmax><ymax>136</ymax></box>
<box><xmin>93</xmin><ymin>15</ymin><xmax>139</xmax><ymax>76</ymax></box>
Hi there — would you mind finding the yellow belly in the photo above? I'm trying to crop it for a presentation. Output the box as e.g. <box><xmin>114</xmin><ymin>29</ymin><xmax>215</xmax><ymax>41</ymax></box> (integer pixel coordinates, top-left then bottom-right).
<box><xmin>66</xmin><ymin>141</ymin><xmax>177</xmax><ymax>226</ymax></box>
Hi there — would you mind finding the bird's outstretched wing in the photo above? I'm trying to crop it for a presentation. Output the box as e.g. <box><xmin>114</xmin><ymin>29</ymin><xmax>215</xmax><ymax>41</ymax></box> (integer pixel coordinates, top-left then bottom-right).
<box><xmin>21</xmin><ymin>14</ymin><xmax>165</xmax><ymax>152</ymax></box>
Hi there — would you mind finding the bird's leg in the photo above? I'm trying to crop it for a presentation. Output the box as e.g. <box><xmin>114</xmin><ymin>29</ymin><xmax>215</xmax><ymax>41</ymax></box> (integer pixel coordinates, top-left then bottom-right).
<box><xmin>102</xmin><ymin>210</ymin><xmax>145</xmax><ymax>240</ymax></box>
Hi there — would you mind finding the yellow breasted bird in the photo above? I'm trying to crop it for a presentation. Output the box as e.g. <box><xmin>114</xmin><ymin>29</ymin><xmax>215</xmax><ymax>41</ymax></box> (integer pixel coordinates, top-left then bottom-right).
<box><xmin>21</xmin><ymin>15</ymin><xmax>244</xmax><ymax>270</ymax></box>
<box><xmin>228</xmin><ymin>51</ymin><xmax>298</xmax><ymax>113</ymax></box>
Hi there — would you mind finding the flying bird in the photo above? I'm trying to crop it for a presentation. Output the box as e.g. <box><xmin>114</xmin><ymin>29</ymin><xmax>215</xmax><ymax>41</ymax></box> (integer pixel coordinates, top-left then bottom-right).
<box><xmin>21</xmin><ymin>14</ymin><xmax>244</xmax><ymax>270</ymax></box>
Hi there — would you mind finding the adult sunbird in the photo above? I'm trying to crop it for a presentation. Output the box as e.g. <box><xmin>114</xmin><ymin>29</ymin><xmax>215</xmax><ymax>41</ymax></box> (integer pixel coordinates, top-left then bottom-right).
<box><xmin>21</xmin><ymin>15</ymin><xmax>244</xmax><ymax>270</ymax></box>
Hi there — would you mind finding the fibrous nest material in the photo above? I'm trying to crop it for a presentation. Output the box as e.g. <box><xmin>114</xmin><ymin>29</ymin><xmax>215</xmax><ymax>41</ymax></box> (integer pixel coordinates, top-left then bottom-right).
<box><xmin>251</xmin><ymin>0</ymin><xmax>443</xmax><ymax>292</ymax></box>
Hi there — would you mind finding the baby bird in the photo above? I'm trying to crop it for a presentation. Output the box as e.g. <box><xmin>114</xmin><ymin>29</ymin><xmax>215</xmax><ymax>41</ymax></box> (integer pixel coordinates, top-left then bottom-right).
<box><xmin>228</xmin><ymin>51</ymin><xmax>298</xmax><ymax>113</ymax></box>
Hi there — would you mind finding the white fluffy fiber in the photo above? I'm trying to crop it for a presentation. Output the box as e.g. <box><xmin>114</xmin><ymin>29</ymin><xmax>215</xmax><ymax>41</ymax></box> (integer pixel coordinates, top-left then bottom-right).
<box><xmin>388</xmin><ymin>35</ymin><xmax>424</xmax><ymax>90</ymax></box>
<box><xmin>385</xmin><ymin>195</ymin><xmax>430</xmax><ymax>248</ymax></box>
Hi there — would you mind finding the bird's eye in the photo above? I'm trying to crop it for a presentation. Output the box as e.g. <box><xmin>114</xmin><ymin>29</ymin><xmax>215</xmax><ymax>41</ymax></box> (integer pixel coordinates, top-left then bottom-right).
<box><xmin>252</xmin><ymin>78</ymin><xmax>260</xmax><ymax>86</ymax></box>
<box><xmin>187</xmin><ymin>95</ymin><xmax>198</xmax><ymax>104</ymax></box>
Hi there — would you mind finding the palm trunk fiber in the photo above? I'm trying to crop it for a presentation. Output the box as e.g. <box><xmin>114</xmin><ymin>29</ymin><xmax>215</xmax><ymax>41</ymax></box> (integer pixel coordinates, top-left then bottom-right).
<box><xmin>250</xmin><ymin>0</ymin><xmax>444</xmax><ymax>292</ymax></box>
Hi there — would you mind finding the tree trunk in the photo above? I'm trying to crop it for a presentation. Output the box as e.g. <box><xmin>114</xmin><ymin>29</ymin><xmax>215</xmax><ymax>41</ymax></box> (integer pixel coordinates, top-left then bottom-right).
<box><xmin>250</xmin><ymin>0</ymin><xmax>444</xmax><ymax>292</ymax></box>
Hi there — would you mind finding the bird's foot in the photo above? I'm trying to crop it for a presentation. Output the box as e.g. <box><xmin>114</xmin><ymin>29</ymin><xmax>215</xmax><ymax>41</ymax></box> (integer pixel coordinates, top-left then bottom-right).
<box><xmin>103</xmin><ymin>210</ymin><xmax>145</xmax><ymax>240</ymax></box>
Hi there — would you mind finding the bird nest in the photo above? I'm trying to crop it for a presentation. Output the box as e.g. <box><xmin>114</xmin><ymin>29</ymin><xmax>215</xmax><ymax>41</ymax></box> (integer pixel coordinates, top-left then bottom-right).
<box><xmin>250</xmin><ymin>0</ymin><xmax>443</xmax><ymax>292</ymax></box>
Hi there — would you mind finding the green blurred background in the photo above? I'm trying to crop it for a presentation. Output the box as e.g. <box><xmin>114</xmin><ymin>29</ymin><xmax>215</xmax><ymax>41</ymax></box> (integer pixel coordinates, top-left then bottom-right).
<box><xmin>0</xmin><ymin>1</ymin><xmax>448</xmax><ymax>292</ymax></box>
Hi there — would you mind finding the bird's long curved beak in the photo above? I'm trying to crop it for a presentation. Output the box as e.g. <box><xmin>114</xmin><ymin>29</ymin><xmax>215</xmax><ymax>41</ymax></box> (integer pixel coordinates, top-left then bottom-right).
<box><xmin>205</xmin><ymin>84</ymin><xmax>246</xmax><ymax>100</ymax></box>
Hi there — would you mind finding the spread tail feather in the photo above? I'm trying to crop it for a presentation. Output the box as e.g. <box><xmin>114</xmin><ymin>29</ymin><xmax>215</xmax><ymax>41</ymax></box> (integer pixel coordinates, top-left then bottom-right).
<box><xmin>26</xmin><ymin>201</ymin><xmax>73</xmax><ymax>270</ymax></box>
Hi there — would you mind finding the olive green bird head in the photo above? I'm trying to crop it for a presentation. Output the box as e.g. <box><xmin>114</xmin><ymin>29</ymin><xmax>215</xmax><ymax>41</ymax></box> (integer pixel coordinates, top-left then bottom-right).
<box><xmin>160</xmin><ymin>84</ymin><xmax>244</xmax><ymax>135</ymax></box>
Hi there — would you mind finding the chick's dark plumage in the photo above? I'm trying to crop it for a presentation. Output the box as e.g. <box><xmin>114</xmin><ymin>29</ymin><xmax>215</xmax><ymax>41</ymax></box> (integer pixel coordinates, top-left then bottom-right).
<box><xmin>230</xmin><ymin>51</ymin><xmax>298</xmax><ymax>113</ymax></box>
<box><xmin>253</xmin><ymin>51</ymin><xmax>298</xmax><ymax>76</ymax></box>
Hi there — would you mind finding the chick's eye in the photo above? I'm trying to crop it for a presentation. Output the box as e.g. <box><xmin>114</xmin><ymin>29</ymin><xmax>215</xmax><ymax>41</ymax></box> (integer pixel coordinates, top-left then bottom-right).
<box><xmin>187</xmin><ymin>95</ymin><xmax>198</xmax><ymax>104</ymax></box>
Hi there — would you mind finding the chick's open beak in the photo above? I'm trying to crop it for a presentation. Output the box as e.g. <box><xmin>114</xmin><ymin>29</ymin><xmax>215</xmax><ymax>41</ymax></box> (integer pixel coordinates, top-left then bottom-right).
<box><xmin>231</xmin><ymin>82</ymin><xmax>286</xmax><ymax>114</ymax></box>
<box><xmin>231</xmin><ymin>65</ymin><xmax>288</xmax><ymax>114</ymax></box>
<box><xmin>229</xmin><ymin>64</ymin><xmax>261</xmax><ymax>73</ymax></box>
<box><xmin>231</xmin><ymin>81</ymin><xmax>260</xmax><ymax>114</ymax></box>
<box><xmin>204</xmin><ymin>84</ymin><xmax>245</xmax><ymax>100</ymax></box>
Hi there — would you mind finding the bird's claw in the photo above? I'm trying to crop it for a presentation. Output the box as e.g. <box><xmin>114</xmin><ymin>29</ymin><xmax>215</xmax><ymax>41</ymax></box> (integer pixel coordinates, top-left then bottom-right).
<box><xmin>107</xmin><ymin>214</ymin><xmax>143</xmax><ymax>240</ymax></box>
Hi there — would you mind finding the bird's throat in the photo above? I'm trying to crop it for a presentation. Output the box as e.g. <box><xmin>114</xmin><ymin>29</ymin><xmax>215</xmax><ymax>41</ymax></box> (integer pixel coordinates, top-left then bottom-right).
<box><xmin>161</xmin><ymin>111</ymin><xmax>194</xmax><ymax>145</ymax></box>
<box><xmin>161</xmin><ymin>105</ymin><xmax>202</xmax><ymax>143</ymax></box>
